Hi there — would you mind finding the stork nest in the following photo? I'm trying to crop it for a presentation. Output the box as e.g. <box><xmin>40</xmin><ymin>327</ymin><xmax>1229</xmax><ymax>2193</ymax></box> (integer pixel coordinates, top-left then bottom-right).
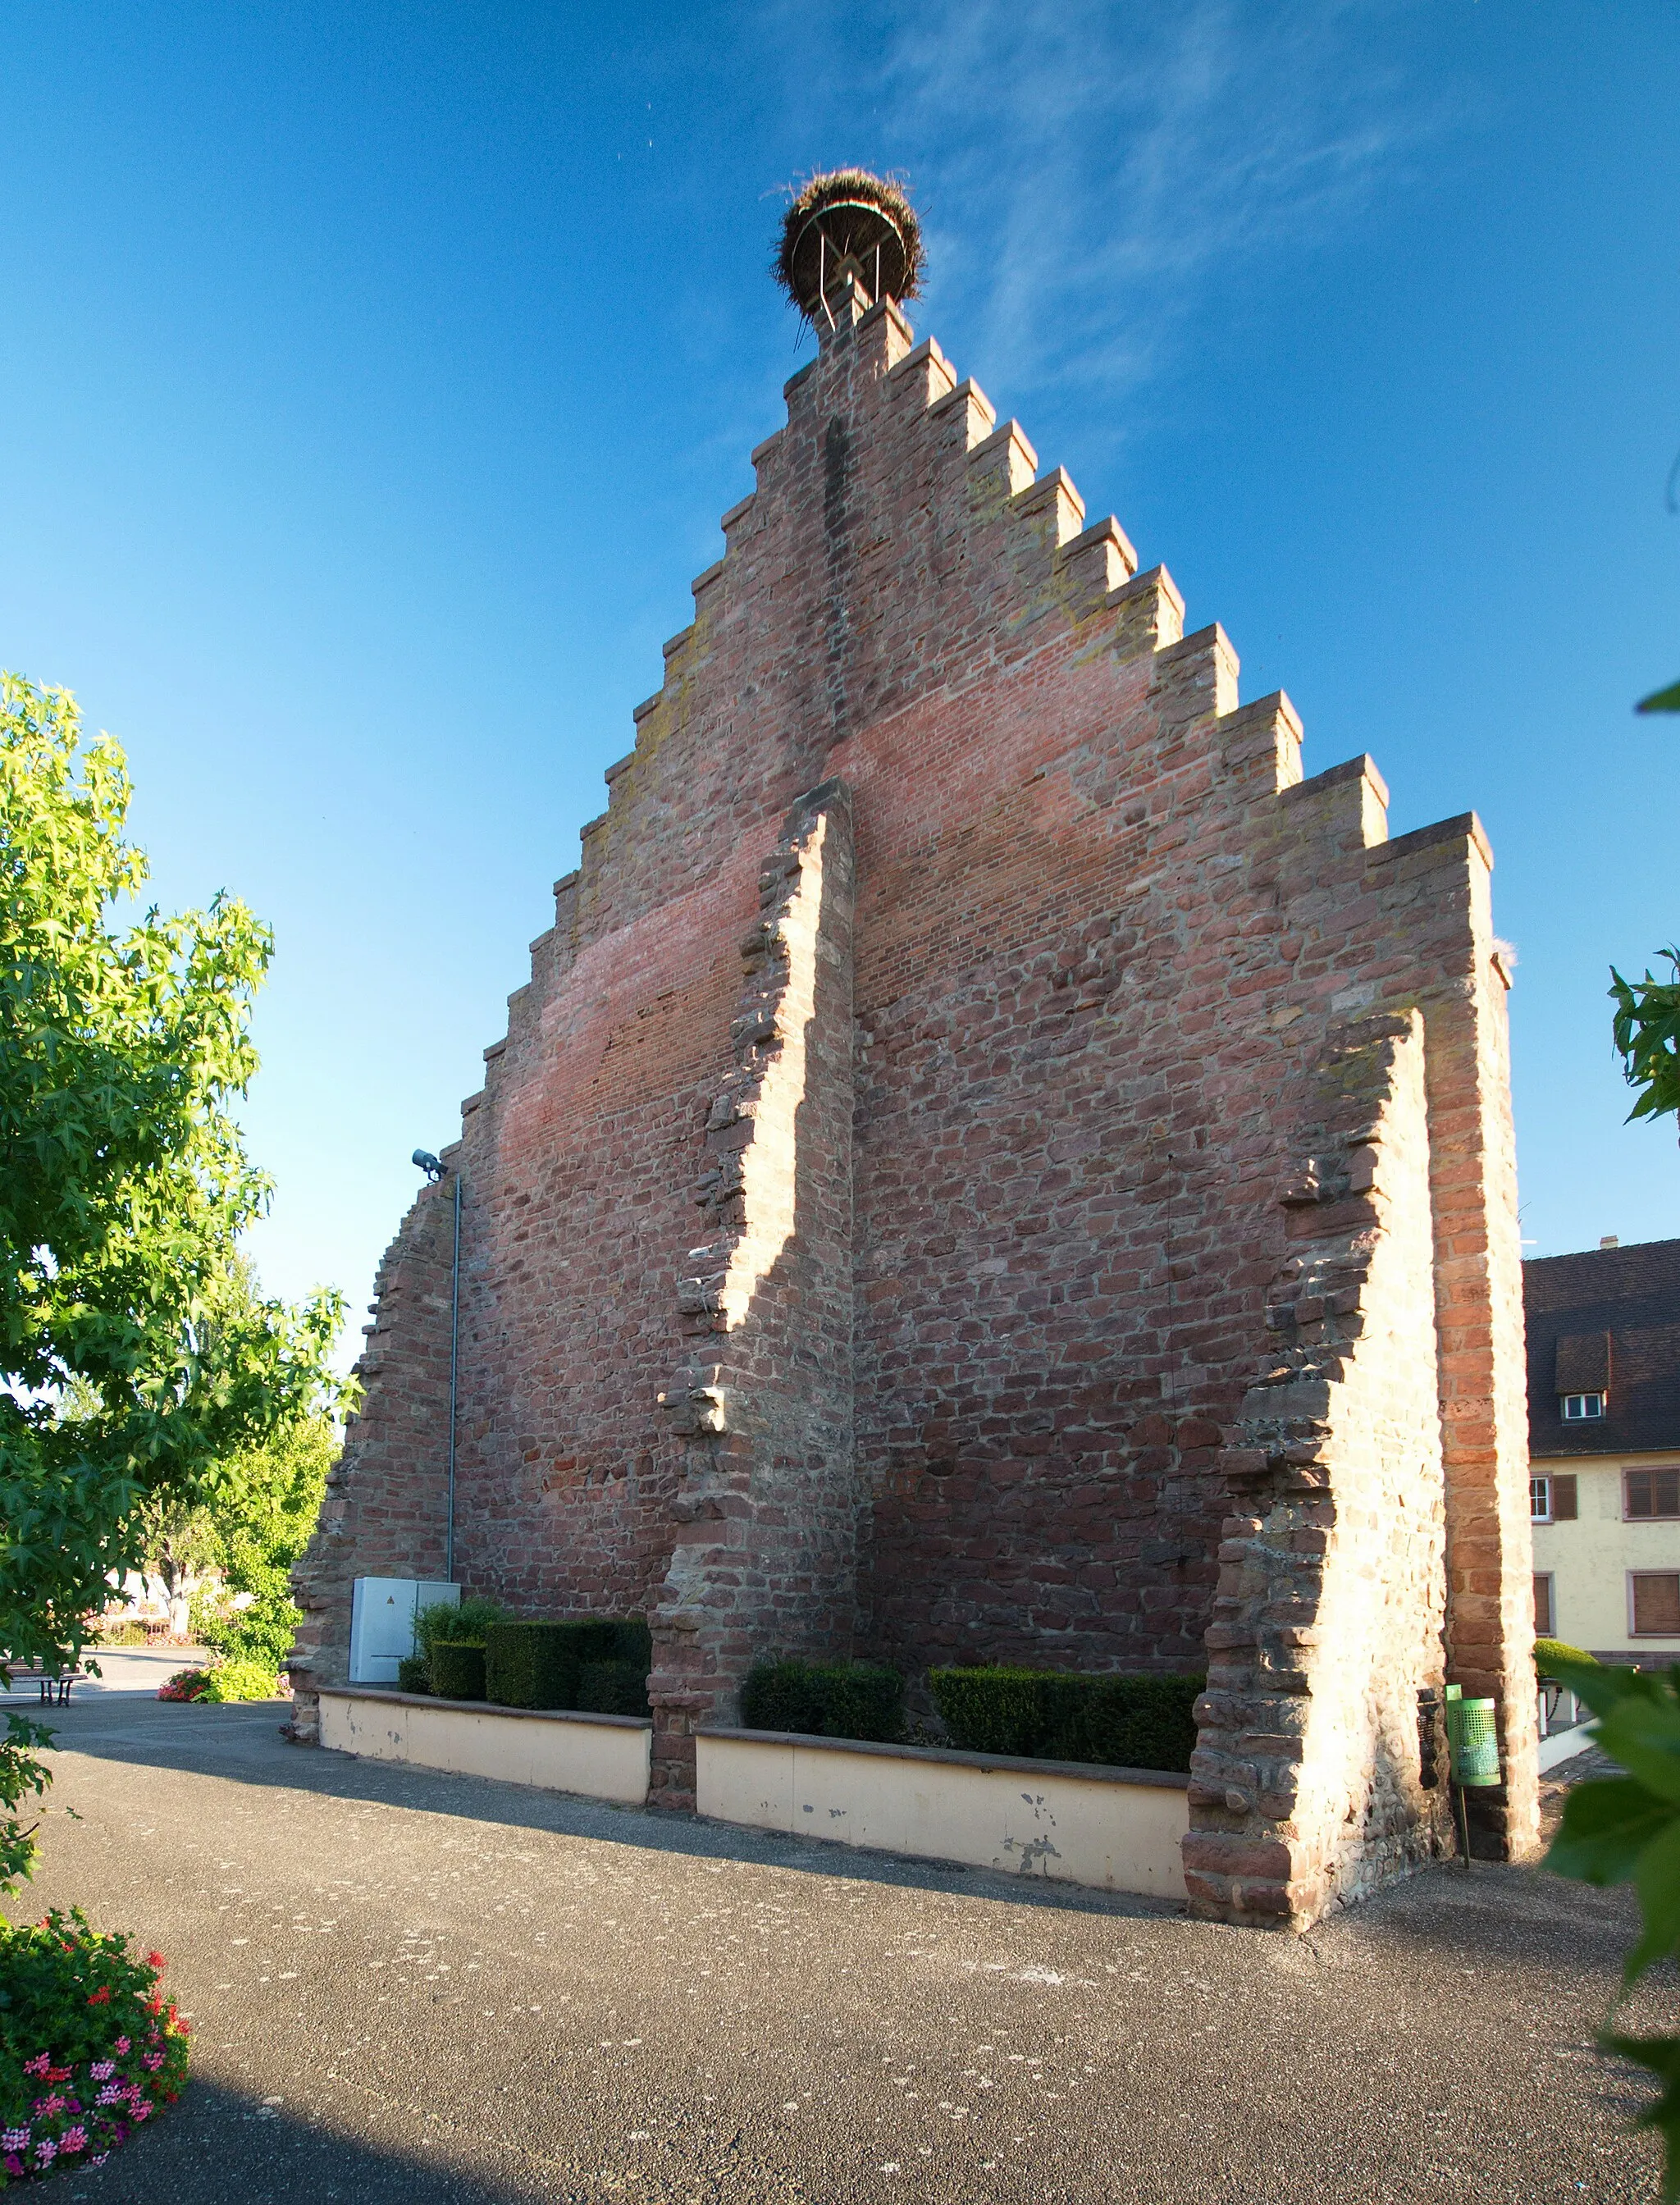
<box><xmin>774</xmin><ymin>170</ymin><xmax>923</xmax><ymax>318</ymax></box>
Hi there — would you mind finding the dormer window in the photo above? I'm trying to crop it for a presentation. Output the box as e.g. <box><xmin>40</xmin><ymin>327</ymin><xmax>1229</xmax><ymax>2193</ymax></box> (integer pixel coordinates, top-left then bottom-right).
<box><xmin>1554</xmin><ymin>1331</ymin><xmax>1612</xmax><ymax>1425</ymax></box>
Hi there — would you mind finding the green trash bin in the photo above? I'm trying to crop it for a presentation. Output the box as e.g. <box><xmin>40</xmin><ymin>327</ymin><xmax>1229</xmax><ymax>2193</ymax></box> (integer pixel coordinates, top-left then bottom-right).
<box><xmin>1446</xmin><ymin>1692</ymin><xmax>1501</xmax><ymax>1787</ymax></box>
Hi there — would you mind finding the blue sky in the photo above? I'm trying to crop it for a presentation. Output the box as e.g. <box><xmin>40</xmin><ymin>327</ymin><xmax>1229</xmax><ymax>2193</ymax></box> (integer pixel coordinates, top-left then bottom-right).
<box><xmin>2</xmin><ymin>0</ymin><xmax>1677</xmax><ymax>1356</ymax></box>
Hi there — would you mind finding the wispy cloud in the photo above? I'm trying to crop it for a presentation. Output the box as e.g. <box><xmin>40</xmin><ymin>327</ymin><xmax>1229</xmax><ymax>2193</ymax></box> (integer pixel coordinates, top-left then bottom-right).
<box><xmin>774</xmin><ymin>0</ymin><xmax>1444</xmax><ymax>416</ymax></box>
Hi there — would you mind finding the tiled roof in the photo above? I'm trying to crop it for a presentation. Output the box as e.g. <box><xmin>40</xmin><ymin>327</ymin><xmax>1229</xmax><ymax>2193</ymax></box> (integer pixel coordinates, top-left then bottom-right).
<box><xmin>1524</xmin><ymin>1237</ymin><xmax>1680</xmax><ymax>1457</ymax></box>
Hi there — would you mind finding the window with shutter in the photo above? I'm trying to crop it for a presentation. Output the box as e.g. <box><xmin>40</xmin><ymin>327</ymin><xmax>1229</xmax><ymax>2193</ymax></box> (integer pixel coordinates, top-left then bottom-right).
<box><xmin>1533</xmin><ymin>1574</ymin><xmax>1554</xmax><ymax>1637</ymax></box>
<box><xmin>1529</xmin><ymin>1477</ymin><xmax>1551</xmax><ymax>1523</ymax></box>
<box><xmin>1631</xmin><ymin>1573</ymin><xmax>1680</xmax><ymax>1637</ymax></box>
<box><xmin>1625</xmin><ymin>1468</ymin><xmax>1680</xmax><ymax>1520</ymax></box>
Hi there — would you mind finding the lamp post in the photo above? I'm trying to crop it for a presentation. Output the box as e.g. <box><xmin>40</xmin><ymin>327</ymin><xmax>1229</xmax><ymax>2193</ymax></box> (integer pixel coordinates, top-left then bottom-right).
<box><xmin>412</xmin><ymin>1149</ymin><xmax>459</xmax><ymax>1583</ymax></box>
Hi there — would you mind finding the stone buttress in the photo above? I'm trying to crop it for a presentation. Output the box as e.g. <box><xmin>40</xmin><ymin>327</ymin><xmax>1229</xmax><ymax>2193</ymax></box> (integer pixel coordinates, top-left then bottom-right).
<box><xmin>290</xmin><ymin>272</ymin><xmax>1538</xmax><ymax>1915</ymax></box>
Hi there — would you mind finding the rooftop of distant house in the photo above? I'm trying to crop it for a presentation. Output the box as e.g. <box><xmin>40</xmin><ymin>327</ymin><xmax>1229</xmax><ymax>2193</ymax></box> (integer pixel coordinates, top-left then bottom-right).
<box><xmin>1524</xmin><ymin>1235</ymin><xmax>1680</xmax><ymax>1458</ymax></box>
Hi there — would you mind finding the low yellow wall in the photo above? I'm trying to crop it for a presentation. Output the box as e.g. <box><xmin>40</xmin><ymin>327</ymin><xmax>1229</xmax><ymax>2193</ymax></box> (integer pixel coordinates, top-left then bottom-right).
<box><xmin>318</xmin><ymin>1688</ymin><xmax>651</xmax><ymax>1806</ymax></box>
<box><xmin>696</xmin><ymin>1729</ymin><xmax>1188</xmax><ymax>1900</ymax></box>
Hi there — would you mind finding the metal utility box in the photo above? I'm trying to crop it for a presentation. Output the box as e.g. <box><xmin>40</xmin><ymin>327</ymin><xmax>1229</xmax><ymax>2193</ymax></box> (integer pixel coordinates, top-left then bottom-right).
<box><xmin>349</xmin><ymin>1577</ymin><xmax>459</xmax><ymax>1685</ymax></box>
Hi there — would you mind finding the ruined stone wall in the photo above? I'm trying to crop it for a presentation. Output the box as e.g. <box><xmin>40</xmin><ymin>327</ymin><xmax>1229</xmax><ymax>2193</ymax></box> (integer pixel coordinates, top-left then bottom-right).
<box><xmin>1187</xmin><ymin>1013</ymin><xmax>1454</xmax><ymax>1924</ymax></box>
<box><xmin>288</xmin><ymin>1178</ymin><xmax>457</xmax><ymax>1726</ymax></box>
<box><xmin>651</xmin><ymin>783</ymin><xmax>857</xmax><ymax>1801</ymax></box>
<box><xmin>290</xmin><ymin>276</ymin><xmax>1536</xmax><ymax>1905</ymax></box>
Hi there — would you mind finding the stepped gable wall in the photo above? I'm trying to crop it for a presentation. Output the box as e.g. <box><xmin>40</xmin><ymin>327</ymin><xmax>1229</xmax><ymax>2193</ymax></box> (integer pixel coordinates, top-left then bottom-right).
<box><xmin>290</xmin><ymin>276</ymin><xmax>1537</xmax><ymax>1911</ymax></box>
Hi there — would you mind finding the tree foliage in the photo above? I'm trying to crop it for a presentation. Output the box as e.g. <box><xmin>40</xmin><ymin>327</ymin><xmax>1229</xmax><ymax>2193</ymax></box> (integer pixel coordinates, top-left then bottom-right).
<box><xmin>1611</xmin><ymin>950</ymin><xmax>1680</xmax><ymax>1131</ymax></box>
<box><xmin>1545</xmin><ymin>1657</ymin><xmax>1680</xmax><ymax>2196</ymax></box>
<box><xmin>0</xmin><ymin>671</ymin><xmax>345</xmax><ymax>1887</ymax></box>
<box><xmin>191</xmin><ymin>1410</ymin><xmax>339</xmax><ymax>1672</ymax></box>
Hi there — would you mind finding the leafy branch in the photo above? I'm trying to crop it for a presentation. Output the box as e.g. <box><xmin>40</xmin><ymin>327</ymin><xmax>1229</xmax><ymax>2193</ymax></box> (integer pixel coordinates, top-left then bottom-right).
<box><xmin>1610</xmin><ymin>951</ymin><xmax>1680</xmax><ymax>1129</ymax></box>
<box><xmin>1545</xmin><ymin>1657</ymin><xmax>1680</xmax><ymax>2194</ymax></box>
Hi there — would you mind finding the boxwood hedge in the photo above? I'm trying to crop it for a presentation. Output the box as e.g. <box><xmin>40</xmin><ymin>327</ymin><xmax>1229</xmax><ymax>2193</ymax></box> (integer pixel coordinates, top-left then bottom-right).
<box><xmin>483</xmin><ymin>1618</ymin><xmax>651</xmax><ymax>1710</ymax></box>
<box><xmin>929</xmin><ymin>1666</ymin><xmax>1202</xmax><ymax>1773</ymax></box>
<box><xmin>429</xmin><ymin>1640</ymin><xmax>487</xmax><ymax>1701</ymax></box>
<box><xmin>576</xmin><ymin>1660</ymin><xmax>651</xmax><ymax>1717</ymax></box>
<box><xmin>739</xmin><ymin>1658</ymin><xmax>903</xmax><ymax>1742</ymax></box>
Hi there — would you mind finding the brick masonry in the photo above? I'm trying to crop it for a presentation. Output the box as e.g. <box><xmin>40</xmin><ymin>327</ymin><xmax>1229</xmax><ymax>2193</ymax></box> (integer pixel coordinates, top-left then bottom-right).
<box><xmin>290</xmin><ymin>273</ymin><xmax>1539</xmax><ymax>1915</ymax></box>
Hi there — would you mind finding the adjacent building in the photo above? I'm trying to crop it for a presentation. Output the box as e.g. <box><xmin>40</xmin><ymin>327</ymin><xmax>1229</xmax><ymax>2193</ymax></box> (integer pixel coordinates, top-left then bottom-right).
<box><xmin>1527</xmin><ymin>1236</ymin><xmax>1680</xmax><ymax>1659</ymax></box>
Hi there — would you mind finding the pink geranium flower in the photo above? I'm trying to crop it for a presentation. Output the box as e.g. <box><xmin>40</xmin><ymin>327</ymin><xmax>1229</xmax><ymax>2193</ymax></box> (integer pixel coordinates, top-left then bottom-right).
<box><xmin>113</xmin><ymin>2035</ymin><xmax>131</xmax><ymax>2054</ymax></box>
<box><xmin>61</xmin><ymin>2125</ymin><xmax>88</xmax><ymax>2153</ymax></box>
<box><xmin>34</xmin><ymin>2139</ymin><xmax>57</xmax><ymax>2165</ymax></box>
<box><xmin>96</xmin><ymin>2085</ymin><xmax>125</xmax><ymax>2107</ymax></box>
<box><xmin>90</xmin><ymin>2060</ymin><xmax>115</xmax><ymax>2079</ymax></box>
<box><xmin>2</xmin><ymin>2128</ymin><xmax>26</xmax><ymax>2151</ymax></box>
<box><xmin>23</xmin><ymin>2054</ymin><xmax>49</xmax><ymax>2077</ymax></box>
<box><xmin>133</xmin><ymin>2102</ymin><xmax>152</xmax><ymax>2123</ymax></box>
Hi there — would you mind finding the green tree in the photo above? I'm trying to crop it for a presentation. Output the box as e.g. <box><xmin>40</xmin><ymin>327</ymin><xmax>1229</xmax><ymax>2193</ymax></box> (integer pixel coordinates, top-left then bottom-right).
<box><xmin>191</xmin><ymin>1411</ymin><xmax>338</xmax><ymax>1673</ymax></box>
<box><xmin>0</xmin><ymin>671</ymin><xmax>344</xmax><ymax>1891</ymax></box>
<box><xmin>134</xmin><ymin>1492</ymin><xmax>221</xmax><ymax>1637</ymax></box>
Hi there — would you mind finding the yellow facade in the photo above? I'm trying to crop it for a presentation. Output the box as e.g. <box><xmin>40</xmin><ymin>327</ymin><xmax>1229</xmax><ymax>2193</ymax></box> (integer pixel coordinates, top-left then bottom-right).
<box><xmin>1531</xmin><ymin>1450</ymin><xmax>1680</xmax><ymax>1655</ymax></box>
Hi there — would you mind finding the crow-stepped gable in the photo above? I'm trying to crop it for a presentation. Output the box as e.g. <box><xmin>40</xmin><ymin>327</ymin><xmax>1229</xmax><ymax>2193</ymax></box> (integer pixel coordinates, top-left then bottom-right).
<box><xmin>290</xmin><ymin>191</ymin><xmax>1540</xmax><ymax>1925</ymax></box>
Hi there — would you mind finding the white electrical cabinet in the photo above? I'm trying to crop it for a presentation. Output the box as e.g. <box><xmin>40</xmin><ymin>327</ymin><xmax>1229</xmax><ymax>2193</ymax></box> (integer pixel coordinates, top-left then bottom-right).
<box><xmin>349</xmin><ymin>1577</ymin><xmax>459</xmax><ymax>1685</ymax></box>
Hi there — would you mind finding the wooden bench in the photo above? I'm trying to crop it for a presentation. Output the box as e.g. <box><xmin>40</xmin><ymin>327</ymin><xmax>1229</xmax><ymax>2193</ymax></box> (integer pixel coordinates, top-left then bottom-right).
<box><xmin>4</xmin><ymin>1664</ymin><xmax>87</xmax><ymax>1705</ymax></box>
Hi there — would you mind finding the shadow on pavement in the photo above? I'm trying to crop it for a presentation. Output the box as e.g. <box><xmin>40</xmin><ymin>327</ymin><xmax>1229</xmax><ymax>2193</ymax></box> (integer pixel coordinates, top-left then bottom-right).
<box><xmin>38</xmin><ymin>1692</ymin><xmax>1180</xmax><ymax>1924</ymax></box>
<box><xmin>1338</xmin><ymin>1844</ymin><xmax>1641</xmax><ymax>1984</ymax></box>
<box><xmin>58</xmin><ymin>2078</ymin><xmax>527</xmax><ymax>2205</ymax></box>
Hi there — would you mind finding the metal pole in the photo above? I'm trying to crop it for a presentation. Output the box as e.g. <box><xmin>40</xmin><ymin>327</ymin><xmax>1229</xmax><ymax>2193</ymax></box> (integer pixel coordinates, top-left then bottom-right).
<box><xmin>447</xmin><ymin>1170</ymin><xmax>460</xmax><ymax>1582</ymax></box>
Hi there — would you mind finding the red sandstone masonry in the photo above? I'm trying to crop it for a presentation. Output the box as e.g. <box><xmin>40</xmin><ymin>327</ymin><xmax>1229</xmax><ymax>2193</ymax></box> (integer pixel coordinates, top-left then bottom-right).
<box><xmin>647</xmin><ymin>781</ymin><xmax>856</xmax><ymax>1805</ymax></box>
<box><xmin>291</xmin><ymin>267</ymin><xmax>1536</xmax><ymax>1908</ymax></box>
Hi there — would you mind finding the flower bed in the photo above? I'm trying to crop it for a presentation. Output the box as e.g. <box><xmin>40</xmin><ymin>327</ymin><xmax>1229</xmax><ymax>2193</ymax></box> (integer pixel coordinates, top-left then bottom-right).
<box><xmin>0</xmin><ymin>1908</ymin><xmax>190</xmax><ymax>2184</ymax></box>
<box><xmin>156</xmin><ymin>1669</ymin><xmax>213</xmax><ymax>1703</ymax></box>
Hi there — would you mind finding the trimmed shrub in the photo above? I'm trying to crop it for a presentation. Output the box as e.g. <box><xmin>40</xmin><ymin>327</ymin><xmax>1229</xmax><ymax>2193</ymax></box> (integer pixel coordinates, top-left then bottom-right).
<box><xmin>483</xmin><ymin>1617</ymin><xmax>651</xmax><ymax>1710</ymax></box>
<box><xmin>820</xmin><ymin>1664</ymin><xmax>905</xmax><ymax>1743</ymax></box>
<box><xmin>395</xmin><ymin>1655</ymin><xmax>431</xmax><ymax>1695</ymax></box>
<box><xmin>1075</xmin><ymin>1674</ymin><xmax>1202</xmax><ymax>1771</ymax></box>
<box><xmin>740</xmin><ymin>1658</ymin><xmax>819</xmax><ymax>1735</ymax></box>
<box><xmin>0</xmin><ymin>1907</ymin><xmax>191</xmax><ymax>2181</ymax></box>
<box><xmin>576</xmin><ymin>1661</ymin><xmax>651</xmax><ymax>1717</ymax></box>
<box><xmin>430</xmin><ymin>1641</ymin><xmax>486</xmax><ymax>1701</ymax></box>
<box><xmin>1535</xmin><ymin>1637</ymin><xmax>1596</xmax><ymax>1676</ymax></box>
<box><xmin>607</xmin><ymin>1616</ymin><xmax>654</xmax><ymax>1671</ymax></box>
<box><xmin>929</xmin><ymin>1667</ymin><xmax>1203</xmax><ymax>1774</ymax></box>
<box><xmin>415</xmin><ymin>1596</ymin><xmax>508</xmax><ymax>1659</ymax></box>
<box><xmin>927</xmin><ymin>1667</ymin><xmax>1044</xmax><ymax>1756</ymax></box>
<box><xmin>200</xmin><ymin>1659</ymin><xmax>283</xmax><ymax>1704</ymax></box>
<box><xmin>484</xmin><ymin>1623</ymin><xmax>582</xmax><ymax>1710</ymax></box>
<box><xmin>739</xmin><ymin>1658</ymin><xmax>903</xmax><ymax>1742</ymax></box>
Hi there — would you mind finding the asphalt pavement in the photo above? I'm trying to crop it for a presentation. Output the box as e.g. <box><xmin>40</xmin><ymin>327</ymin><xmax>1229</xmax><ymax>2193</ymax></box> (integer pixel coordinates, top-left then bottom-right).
<box><xmin>6</xmin><ymin>1687</ymin><xmax>1663</xmax><ymax>2204</ymax></box>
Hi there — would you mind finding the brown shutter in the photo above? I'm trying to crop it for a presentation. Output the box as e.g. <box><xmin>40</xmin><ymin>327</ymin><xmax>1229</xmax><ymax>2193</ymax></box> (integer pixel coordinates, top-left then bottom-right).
<box><xmin>1632</xmin><ymin>1573</ymin><xmax>1680</xmax><ymax>1636</ymax></box>
<box><xmin>1532</xmin><ymin>1575</ymin><xmax>1553</xmax><ymax>1636</ymax></box>
<box><xmin>1552</xmin><ymin>1473</ymin><xmax>1578</xmax><ymax>1521</ymax></box>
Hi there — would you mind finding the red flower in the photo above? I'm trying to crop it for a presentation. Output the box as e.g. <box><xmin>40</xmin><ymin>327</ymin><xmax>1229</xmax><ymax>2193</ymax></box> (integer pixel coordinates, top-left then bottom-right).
<box><xmin>147</xmin><ymin>1951</ymin><xmax>166</xmax><ymax>1968</ymax></box>
<box><xmin>87</xmin><ymin>1986</ymin><xmax>111</xmax><ymax>2004</ymax></box>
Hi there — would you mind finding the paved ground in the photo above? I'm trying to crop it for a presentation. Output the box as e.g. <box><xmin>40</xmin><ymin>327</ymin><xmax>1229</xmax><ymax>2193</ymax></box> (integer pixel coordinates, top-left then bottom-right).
<box><xmin>7</xmin><ymin>1691</ymin><xmax>1664</xmax><ymax>2204</ymax></box>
